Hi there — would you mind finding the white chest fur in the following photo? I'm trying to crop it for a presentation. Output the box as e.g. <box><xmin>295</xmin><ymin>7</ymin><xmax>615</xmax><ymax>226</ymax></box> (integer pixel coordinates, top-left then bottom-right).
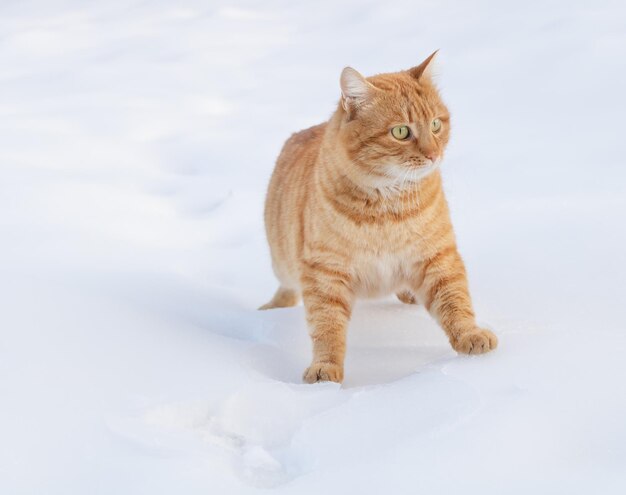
<box><xmin>352</xmin><ymin>252</ymin><xmax>410</xmax><ymax>298</ymax></box>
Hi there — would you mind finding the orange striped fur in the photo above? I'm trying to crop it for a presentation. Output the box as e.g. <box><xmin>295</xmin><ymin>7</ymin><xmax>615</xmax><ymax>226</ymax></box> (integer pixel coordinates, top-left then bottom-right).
<box><xmin>261</xmin><ymin>53</ymin><xmax>497</xmax><ymax>383</ymax></box>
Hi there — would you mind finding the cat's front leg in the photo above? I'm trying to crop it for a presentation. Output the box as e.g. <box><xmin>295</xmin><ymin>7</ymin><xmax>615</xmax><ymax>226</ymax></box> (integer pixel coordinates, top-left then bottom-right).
<box><xmin>415</xmin><ymin>246</ymin><xmax>498</xmax><ymax>354</ymax></box>
<box><xmin>300</xmin><ymin>260</ymin><xmax>354</xmax><ymax>383</ymax></box>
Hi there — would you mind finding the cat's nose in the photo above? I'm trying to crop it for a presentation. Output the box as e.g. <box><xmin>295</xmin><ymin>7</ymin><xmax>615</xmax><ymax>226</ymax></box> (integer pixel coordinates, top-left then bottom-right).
<box><xmin>423</xmin><ymin>151</ymin><xmax>438</xmax><ymax>162</ymax></box>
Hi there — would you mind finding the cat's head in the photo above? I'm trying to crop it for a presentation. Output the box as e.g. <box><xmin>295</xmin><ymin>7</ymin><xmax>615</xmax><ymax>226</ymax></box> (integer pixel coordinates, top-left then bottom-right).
<box><xmin>337</xmin><ymin>52</ymin><xmax>450</xmax><ymax>185</ymax></box>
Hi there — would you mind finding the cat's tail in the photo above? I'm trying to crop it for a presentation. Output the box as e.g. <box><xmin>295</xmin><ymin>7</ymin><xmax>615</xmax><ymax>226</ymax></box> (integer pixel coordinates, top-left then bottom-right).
<box><xmin>259</xmin><ymin>287</ymin><xmax>300</xmax><ymax>310</ymax></box>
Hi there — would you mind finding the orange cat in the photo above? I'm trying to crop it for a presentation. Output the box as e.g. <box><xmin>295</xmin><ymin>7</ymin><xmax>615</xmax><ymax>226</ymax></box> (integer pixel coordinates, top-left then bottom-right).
<box><xmin>261</xmin><ymin>52</ymin><xmax>497</xmax><ymax>383</ymax></box>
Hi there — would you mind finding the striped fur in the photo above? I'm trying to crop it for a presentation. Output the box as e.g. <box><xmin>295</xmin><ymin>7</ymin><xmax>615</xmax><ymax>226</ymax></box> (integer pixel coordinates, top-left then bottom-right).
<box><xmin>261</xmin><ymin>56</ymin><xmax>497</xmax><ymax>383</ymax></box>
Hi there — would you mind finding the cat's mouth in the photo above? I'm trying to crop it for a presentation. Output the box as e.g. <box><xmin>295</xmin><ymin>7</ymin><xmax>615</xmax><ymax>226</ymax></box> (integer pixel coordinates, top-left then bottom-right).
<box><xmin>379</xmin><ymin>160</ymin><xmax>440</xmax><ymax>186</ymax></box>
<box><xmin>403</xmin><ymin>159</ymin><xmax>440</xmax><ymax>180</ymax></box>
<box><xmin>405</xmin><ymin>157</ymin><xmax>439</xmax><ymax>169</ymax></box>
<box><xmin>372</xmin><ymin>159</ymin><xmax>441</xmax><ymax>188</ymax></box>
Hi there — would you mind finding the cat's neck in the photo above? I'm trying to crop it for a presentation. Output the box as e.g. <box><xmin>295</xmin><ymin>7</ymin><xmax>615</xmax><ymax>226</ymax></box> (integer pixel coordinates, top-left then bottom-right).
<box><xmin>316</xmin><ymin>152</ymin><xmax>441</xmax><ymax>217</ymax></box>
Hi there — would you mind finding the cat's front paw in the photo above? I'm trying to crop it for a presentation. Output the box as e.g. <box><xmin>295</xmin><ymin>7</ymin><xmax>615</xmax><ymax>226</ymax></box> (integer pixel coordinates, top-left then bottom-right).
<box><xmin>303</xmin><ymin>361</ymin><xmax>344</xmax><ymax>384</ymax></box>
<box><xmin>452</xmin><ymin>328</ymin><xmax>498</xmax><ymax>355</ymax></box>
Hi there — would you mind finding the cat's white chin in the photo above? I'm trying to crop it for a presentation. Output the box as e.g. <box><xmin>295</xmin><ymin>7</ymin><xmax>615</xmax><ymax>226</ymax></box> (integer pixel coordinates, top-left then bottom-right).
<box><xmin>408</xmin><ymin>160</ymin><xmax>440</xmax><ymax>180</ymax></box>
<box><xmin>390</xmin><ymin>159</ymin><xmax>440</xmax><ymax>182</ymax></box>
<box><xmin>364</xmin><ymin>160</ymin><xmax>440</xmax><ymax>197</ymax></box>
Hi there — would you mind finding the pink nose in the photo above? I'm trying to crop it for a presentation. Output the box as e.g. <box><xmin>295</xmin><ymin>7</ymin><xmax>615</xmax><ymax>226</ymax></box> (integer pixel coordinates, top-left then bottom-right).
<box><xmin>424</xmin><ymin>151</ymin><xmax>438</xmax><ymax>162</ymax></box>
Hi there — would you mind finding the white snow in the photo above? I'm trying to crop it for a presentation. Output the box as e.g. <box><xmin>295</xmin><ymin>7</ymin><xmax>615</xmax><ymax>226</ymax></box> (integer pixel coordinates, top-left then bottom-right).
<box><xmin>1</xmin><ymin>1</ymin><xmax>625</xmax><ymax>493</ymax></box>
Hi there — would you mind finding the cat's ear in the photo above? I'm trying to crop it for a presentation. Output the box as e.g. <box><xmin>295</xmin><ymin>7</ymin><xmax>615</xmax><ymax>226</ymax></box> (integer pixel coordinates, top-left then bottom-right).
<box><xmin>340</xmin><ymin>67</ymin><xmax>376</xmax><ymax>114</ymax></box>
<box><xmin>408</xmin><ymin>50</ymin><xmax>439</xmax><ymax>80</ymax></box>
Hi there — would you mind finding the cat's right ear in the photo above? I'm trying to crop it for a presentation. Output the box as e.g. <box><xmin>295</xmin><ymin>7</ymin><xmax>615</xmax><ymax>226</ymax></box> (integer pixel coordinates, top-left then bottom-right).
<box><xmin>408</xmin><ymin>50</ymin><xmax>439</xmax><ymax>80</ymax></box>
<box><xmin>340</xmin><ymin>67</ymin><xmax>375</xmax><ymax>117</ymax></box>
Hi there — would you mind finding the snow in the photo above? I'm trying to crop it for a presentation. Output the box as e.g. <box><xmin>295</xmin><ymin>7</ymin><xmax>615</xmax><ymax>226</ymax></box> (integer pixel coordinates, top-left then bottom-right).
<box><xmin>1</xmin><ymin>0</ymin><xmax>625</xmax><ymax>493</ymax></box>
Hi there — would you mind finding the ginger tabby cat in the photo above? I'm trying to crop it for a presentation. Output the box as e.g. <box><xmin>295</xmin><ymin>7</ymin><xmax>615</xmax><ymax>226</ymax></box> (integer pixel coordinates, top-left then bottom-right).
<box><xmin>261</xmin><ymin>52</ymin><xmax>497</xmax><ymax>383</ymax></box>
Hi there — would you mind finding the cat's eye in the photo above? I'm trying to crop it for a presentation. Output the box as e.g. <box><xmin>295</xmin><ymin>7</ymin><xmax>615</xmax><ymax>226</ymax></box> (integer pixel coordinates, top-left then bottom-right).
<box><xmin>431</xmin><ymin>118</ymin><xmax>442</xmax><ymax>134</ymax></box>
<box><xmin>391</xmin><ymin>125</ymin><xmax>411</xmax><ymax>140</ymax></box>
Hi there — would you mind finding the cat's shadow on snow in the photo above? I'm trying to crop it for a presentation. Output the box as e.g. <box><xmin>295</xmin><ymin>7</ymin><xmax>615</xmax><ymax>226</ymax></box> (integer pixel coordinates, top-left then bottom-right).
<box><xmin>116</xmin><ymin>275</ymin><xmax>453</xmax><ymax>389</ymax></box>
<box><xmin>252</xmin><ymin>299</ymin><xmax>455</xmax><ymax>388</ymax></box>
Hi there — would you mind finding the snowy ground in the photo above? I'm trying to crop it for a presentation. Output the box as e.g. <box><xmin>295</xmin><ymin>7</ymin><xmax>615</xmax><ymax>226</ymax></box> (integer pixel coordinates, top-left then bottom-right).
<box><xmin>1</xmin><ymin>1</ymin><xmax>626</xmax><ymax>493</ymax></box>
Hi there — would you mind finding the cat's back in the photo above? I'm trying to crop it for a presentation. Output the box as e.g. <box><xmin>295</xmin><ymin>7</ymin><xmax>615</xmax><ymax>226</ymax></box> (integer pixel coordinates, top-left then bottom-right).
<box><xmin>264</xmin><ymin>123</ymin><xmax>327</xmax><ymax>285</ymax></box>
<box><xmin>277</xmin><ymin>123</ymin><xmax>326</xmax><ymax>171</ymax></box>
<box><xmin>266</xmin><ymin>122</ymin><xmax>326</xmax><ymax>214</ymax></box>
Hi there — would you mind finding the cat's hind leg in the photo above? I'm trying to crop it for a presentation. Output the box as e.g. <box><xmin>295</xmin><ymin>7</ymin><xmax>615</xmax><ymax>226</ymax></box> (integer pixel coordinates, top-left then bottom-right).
<box><xmin>259</xmin><ymin>287</ymin><xmax>300</xmax><ymax>310</ymax></box>
<box><xmin>397</xmin><ymin>290</ymin><xmax>419</xmax><ymax>305</ymax></box>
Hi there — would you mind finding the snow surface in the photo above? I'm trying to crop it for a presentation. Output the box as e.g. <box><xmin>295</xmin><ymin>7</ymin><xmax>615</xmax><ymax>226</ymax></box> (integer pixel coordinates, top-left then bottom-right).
<box><xmin>1</xmin><ymin>1</ymin><xmax>626</xmax><ymax>493</ymax></box>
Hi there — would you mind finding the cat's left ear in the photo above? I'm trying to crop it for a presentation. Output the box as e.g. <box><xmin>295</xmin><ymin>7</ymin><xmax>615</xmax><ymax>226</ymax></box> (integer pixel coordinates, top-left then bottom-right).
<box><xmin>408</xmin><ymin>50</ymin><xmax>439</xmax><ymax>80</ymax></box>
<box><xmin>340</xmin><ymin>67</ymin><xmax>376</xmax><ymax>115</ymax></box>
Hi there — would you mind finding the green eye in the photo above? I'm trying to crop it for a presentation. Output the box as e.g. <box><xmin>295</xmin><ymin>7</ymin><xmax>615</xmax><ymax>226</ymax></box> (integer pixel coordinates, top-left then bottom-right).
<box><xmin>391</xmin><ymin>125</ymin><xmax>410</xmax><ymax>140</ymax></box>
<box><xmin>431</xmin><ymin>118</ymin><xmax>442</xmax><ymax>134</ymax></box>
